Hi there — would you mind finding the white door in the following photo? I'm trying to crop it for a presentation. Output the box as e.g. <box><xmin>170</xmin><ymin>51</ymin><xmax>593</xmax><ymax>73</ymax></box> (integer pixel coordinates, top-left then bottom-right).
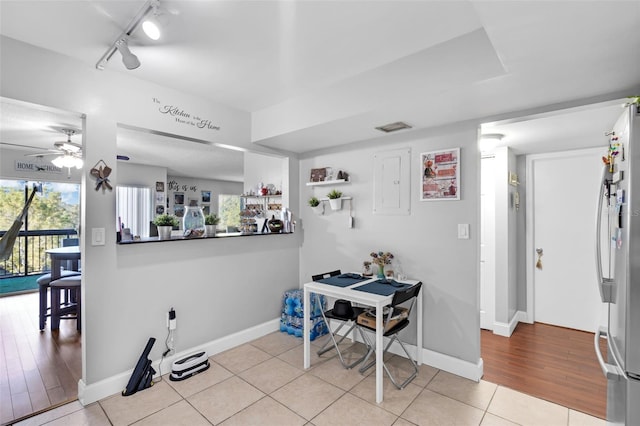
<box><xmin>480</xmin><ymin>156</ymin><xmax>496</xmax><ymax>330</ymax></box>
<box><xmin>530</xmin><ymin>149</ymin><xmax>603</xmax><ymax>332</ymax></box>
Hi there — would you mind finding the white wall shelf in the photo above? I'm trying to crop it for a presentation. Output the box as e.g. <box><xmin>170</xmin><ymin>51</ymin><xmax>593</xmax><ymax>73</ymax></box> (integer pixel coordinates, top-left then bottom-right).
<box><xmin>306</xmin><ymin>179</ymin><xmax>348</xmax><ymax>187</ymax></box>
<box><xmin>318</xmin><ymin>196</ymin><xmax>352</xmax><ymax>202</ymax></box>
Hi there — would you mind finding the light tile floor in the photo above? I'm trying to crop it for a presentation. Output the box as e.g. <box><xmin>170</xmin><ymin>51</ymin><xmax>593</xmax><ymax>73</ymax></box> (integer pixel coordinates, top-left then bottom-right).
<box><xmin>15</xmin><ymin>332</ymin><xmax>605</xmax><ymax>426</ymax></box>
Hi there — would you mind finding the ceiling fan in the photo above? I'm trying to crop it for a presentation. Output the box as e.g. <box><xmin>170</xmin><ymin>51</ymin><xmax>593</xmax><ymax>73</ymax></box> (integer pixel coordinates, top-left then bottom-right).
<box><xmin>25</xmin><ymin>128</ymin><xmax>83</xmax><ymax>169</ymax></box>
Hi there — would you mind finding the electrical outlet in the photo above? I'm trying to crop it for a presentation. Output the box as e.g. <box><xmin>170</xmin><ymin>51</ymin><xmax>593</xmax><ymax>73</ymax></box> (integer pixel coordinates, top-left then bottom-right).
<box><xmin>168</xmin><ymin>308</ymin><xmax>176</xmax><ymax>330</ymax></box>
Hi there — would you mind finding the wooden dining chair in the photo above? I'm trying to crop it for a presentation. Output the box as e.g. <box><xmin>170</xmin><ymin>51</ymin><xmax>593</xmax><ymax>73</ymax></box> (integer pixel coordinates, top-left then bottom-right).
<box><xmin>37</xmin><ymin>269</ymin><xmax>81</xmax><ymax>330</ymax></box>
<box><xmin>313</xmin><ymin>270</ymin><xmax>370</xmax><ymax>369</ymax></box>
<box><xmin>49</xmin><ymin>275</ymin><xmax>82</xmax><ymax>331</ymax></box>
<box><xmin>358</xmin><ymin>282</ymin><xmax>422</xmax><ymax>389</ymax></box>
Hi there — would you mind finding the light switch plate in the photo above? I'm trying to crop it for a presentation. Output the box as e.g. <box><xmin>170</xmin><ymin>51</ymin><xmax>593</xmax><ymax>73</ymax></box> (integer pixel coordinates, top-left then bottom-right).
<box><xmin>92</xmin><ymin>227</ymin><xmax>105</xmax><ymax>246</ymax></box>
<box><xmin>458</xmin><ymin>224</ymin><xmax>470</xmax><ymax>239</ymax></box>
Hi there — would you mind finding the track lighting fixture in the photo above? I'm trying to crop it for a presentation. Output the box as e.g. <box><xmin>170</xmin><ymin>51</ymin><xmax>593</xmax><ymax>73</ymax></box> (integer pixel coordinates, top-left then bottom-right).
<box><xmin>95</xmin><ymin>0</ymin><xmax>162</xmax><ymax>70</ymax></box>
<box><xmin>142</xmin><ymin>2</ymin><xmax>162</xmax><ymax>40</ymax></box>
<box><xmin>116</xmin><ymin>38</ymin><xmax>141</xmax><ymax>70</ymax></box>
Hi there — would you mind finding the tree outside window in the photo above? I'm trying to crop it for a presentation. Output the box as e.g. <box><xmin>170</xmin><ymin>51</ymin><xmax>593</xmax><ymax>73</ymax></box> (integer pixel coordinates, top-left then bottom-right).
<box><xmin>218</xmin><ymin>194</ymin><xmax>240</xmax><ymax>231</ymax></box>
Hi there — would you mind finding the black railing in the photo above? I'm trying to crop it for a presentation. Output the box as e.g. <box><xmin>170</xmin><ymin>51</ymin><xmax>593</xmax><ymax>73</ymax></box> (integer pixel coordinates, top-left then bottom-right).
<box><xmin>0</xmin><ymin>229</ymin><xmax>78</xmax><ymax>278</ymax></box>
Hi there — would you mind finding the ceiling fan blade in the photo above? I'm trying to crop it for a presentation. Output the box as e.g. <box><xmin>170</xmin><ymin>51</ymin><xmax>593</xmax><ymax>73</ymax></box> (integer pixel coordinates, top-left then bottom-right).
<box><xmin>24</xmin><ymin>152</ymin><xmax>61</xmax><ymax>157</ymax></box>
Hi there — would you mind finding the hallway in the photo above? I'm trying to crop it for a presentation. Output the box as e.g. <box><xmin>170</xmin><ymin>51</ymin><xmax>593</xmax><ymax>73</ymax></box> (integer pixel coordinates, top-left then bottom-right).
<box><xmin>482</xmin><ymin>322</ymin><xmax>607</xmax><ymax>419</ymax></box>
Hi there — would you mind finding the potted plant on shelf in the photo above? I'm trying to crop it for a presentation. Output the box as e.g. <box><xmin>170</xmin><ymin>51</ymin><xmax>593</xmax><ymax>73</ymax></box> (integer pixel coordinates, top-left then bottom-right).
<box><xmin>308</xmin><ymin>196</ymin><xmax>324</xmax><ymax>215</ymax></box>
<box><xmin>153</xmin><ymin>214</ymin><xmax>179</xmax><ymax>240</ymax></box>
<box><xmin>327</xmin><ymin>189</ymin><xmax>343</xmax><ymax>211</ymax></box>
<box><xmin>204</xmin><ymin>213</ymin><xmax>220</xmax><ymax>237</ymax></box>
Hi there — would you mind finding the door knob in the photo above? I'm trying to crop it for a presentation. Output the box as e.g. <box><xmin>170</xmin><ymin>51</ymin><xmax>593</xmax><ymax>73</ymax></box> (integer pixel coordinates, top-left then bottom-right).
<box><xmin>536</xmin><ymin>248</ymin><xmax>543</xmax><ymax>270</ymax></box>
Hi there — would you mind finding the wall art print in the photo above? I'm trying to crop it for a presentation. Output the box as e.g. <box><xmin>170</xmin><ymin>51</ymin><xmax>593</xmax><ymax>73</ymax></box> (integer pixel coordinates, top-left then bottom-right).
<box><xmin>420</xmin><ymin>148</ymin><xmax>460</xmax><ymax>201</ymax></box>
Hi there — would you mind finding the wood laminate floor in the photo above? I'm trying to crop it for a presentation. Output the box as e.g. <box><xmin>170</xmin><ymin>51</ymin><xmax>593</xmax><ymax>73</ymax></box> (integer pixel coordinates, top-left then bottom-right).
<box><xmin>481</xmin><ymin>322</ymin><xmax>607</xmax><ymax>419</ymax></box>
<box><xmin>0</xmin><ymin>292</ymin><xmax>80</xmax><ymax>426</ymax></box>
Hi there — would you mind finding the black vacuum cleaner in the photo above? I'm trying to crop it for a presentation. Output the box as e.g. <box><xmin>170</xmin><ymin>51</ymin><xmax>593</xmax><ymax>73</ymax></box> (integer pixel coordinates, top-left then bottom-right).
<box><xmin>122</xmin><ymin>337</ymin><xmax>156</xmax><ymax>396</ymax></box>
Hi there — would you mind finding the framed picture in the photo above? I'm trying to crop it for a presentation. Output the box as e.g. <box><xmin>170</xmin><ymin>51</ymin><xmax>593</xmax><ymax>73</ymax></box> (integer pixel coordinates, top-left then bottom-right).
<box><xmin>201</xmin><ymin>190</ymin><xmax>211</xmax><ymax>203</ymax></box>
<box><xmin>174</xmin><ymin>205</ymin><xmax>185</xmax><ymax>217</ymax></box>
<box><xmin>420</xmin><ymin>148</ymin><xmax>460</xmax><ymax>201</ymax></box>
<box><xmin>155</xmin><ymin>181</ymin><xmax>165</xmax><ymax>192</ymax></box>
<box><xmin>155</xmin><ymin>192</ymin><xmax>165</xmax><ymax>204</ymax></box>
<box><xmin>202</xmin><ymin>204</ymin><xmax>210</xmax><ymax>215</ymax></box>
<box><xmin>155</xmin><ymin>205</ymin><xmax>165</xmax><ymax>214</ymax></box>
<box><xmin>174</xmin><ymin>192</ymin><xmax>184</xmax><ymax>205</ymax></box>
<box><xmin>310</xmin><ymin>167</ymin><xmax>327</xmax><ymax>182</ymax></box>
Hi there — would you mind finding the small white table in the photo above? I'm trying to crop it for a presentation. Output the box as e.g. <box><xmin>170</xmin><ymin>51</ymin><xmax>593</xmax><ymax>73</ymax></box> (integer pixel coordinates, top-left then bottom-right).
<box><xmin>303</xmin><ymin>277</ymin><xmax>422</xmax><ymax>403</ymax></box>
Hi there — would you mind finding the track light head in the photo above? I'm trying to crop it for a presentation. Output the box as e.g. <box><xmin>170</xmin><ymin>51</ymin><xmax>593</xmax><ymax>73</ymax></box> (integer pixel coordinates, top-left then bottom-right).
<box><xmin>116</xmin><ymin>38</ymin><xmax>141</xmax><ymax>70</ymax></box>
<box><xmin>142</xmin><ymin>2</ymin><xmax>162</xmax><ymax>40</ymax></box>
<box><xmin>142</xmin><ymin>17</ymin><xmax>161</xmax><ymax>40</ymax></box>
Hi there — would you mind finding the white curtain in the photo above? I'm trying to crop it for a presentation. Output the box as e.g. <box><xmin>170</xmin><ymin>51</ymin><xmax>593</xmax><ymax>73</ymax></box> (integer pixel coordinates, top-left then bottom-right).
<box><xmin>116</xmin><ymin>186</ymin><xmax>151</xmax><ymax>238</ymax></box>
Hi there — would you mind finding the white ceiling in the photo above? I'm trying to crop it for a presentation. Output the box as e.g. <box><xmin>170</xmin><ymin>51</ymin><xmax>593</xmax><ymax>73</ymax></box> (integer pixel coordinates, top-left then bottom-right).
<box><xmin>1</xmin><ymin>1</ymin><xmax>639</xmax><ymax>165</ymax></box>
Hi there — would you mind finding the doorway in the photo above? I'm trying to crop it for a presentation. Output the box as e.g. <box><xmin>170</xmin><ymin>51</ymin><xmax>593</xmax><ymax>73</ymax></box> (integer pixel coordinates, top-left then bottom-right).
<box><xmin>0</xmin><ymin>98</ymin><xmax>84</xmax><ymax>425</ymax></box>
<box><xmin>480</xmin><ymin>156</ymin><xmax>496</xmax><ymax>330</ymax></box>
<box><xmin>526</xmin><ymin>148</ymin><xmax>604</xmax><ymax>332</ymax></box>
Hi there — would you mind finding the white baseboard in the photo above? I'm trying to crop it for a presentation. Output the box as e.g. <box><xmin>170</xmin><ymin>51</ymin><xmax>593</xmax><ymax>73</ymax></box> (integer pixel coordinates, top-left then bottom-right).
<box><xmin>334</xmin><ymin>327</ymin><xmax>484</xmax><ymax>382</ymax></box>
<box><xmin>492</xmin><ymin>310</ymin><xmax>527</xmax><ymax>337</ymax></box>
<box><xmin>79</xmin><ymin>317</ymin><xmax>485</xmax><ymax>405</ymax></box>
<box><xmin>78</xmin><ymin>318</ymin><xmax>280</xmax><ymax>406</ymax></box>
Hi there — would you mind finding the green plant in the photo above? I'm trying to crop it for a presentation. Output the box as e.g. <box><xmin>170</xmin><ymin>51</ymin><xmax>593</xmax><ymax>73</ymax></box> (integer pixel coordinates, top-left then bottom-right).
<box><xmin>204</xmin><ymin>213</ymin><xmax>220</xmax><ymax>225</ymax></box>
<box><xmin>327</xmin><ymin>189</ymin><xmax>342</xmax><ymax>199</ymax></box>
<box><xmin>625</xmin><ymin>95</ymin><xmax>640</xmax><ymax>106</ymax></box>
<box><xmin>308</xmin><ymin>196</ymin><xmax>320</xmax><ymax>207</ymax></box>
<box><xmin>153</xmin><ymin>214</ymin><xmax>179</xmax><ymax>227</ymax></box>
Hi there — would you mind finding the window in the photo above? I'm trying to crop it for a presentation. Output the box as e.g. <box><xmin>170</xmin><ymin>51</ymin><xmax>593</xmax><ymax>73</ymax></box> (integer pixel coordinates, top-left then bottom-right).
<box><xmin>218</xmin><ymin>194</ymin><xmax>240</xmax><ymax>231</ymax></box>
<box><xmin>116</xmin><ymin>186</ymin><xmax>152</xmax><ymax>237</ymax></box>
<box><xmin>0</xmin><ymin>179</ymin><xmax>79</xmax><ymax>231</ymax></box>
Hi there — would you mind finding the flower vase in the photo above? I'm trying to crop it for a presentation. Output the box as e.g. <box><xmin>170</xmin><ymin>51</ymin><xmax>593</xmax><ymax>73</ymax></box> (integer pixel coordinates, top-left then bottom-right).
<box><xmin>377</xmin><ymin>264</ymin><xmax>385</xmax><ymax>279</ymax></box>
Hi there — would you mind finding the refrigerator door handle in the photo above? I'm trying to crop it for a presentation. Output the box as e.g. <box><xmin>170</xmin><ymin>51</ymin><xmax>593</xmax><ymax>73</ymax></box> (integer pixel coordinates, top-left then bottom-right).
<box><xmin>595</xmin><ymin>327</ymin><xmax>625</xmax><ymax>380</ymax></box>
<box><xmin>595</xmin><ymin>165</ymin><xmax>615</xmax><ymax>303</ymax></box>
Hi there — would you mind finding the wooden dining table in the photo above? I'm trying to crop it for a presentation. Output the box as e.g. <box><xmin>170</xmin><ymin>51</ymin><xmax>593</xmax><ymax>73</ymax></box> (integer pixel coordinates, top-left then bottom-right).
<box><xmin>46</xmin><ymin>246</ymin><xmax>81</xmax><ymax>280</ymax></box>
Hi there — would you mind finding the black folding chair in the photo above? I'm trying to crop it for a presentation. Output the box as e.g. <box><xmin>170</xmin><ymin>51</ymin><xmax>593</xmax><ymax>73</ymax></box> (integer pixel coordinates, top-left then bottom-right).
<box><xmin>359</xmin><ymin>282</ymin><xmax>422</xmax><ymax>389</ymax></box>
<box><xmin>313</xmin><ymin>270</ymin><xmax>370</xmax><ymax>369</ymax></box>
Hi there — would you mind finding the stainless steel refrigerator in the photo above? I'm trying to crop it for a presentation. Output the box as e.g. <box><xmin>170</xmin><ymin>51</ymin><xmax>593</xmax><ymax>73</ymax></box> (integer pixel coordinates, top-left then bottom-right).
<box><xmin>595</xmin><ymin>103</ymin><xmax>640</xmax><ymax>425</ymax></box>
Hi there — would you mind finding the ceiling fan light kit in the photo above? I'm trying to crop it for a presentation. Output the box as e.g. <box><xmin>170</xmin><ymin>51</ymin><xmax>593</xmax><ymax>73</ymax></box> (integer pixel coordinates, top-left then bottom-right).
<box><xmin>26</xmin><ymin>127</ymin><xmax>85</xmax><ymax>170</ymax></box>
<box><xmin>52</xmin><ymin>154</ymin><xmax>83</xmax><ymax>169</ymax></box>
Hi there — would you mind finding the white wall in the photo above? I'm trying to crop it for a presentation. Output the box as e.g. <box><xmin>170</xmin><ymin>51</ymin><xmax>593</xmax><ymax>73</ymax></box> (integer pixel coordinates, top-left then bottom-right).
<box><xmin>117</xmin><ymin>162</ymin><xmax>166</xmax><ymax>189</ymax></box>
<box><xmin>299</xmin><ymin>126</ymin><xmax>481</xmax><ymax>368</ymax></box>
<box><xmin>0</xmin><ymin>147</ymin><xmax>83</xmax><ymax>183</ymax></box>
<box><xmin>244</xmin><ymin>152</ymin><xmax>285</xmax><ymax>195</ymax></box>
<box><xmin>1</xmin><ymin>36</ymin><xmax>300</xmax><ymax>402</ymax></box>
<box><xmin>493</xmin><ymin>147</ymin><xmax>518</xmax><ymax>330</ymax></box>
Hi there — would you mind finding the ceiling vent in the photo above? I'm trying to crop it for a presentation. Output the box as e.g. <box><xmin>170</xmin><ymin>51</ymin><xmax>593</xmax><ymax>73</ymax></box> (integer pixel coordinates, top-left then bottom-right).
<box><xmin>375</xmin><ymin>121</ymin><xmax>412</xmax><ymax>133</ymax></box>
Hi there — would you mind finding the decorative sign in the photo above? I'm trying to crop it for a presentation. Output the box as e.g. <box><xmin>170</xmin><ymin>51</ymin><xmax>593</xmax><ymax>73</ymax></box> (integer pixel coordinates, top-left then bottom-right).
<box><xmin>153</xmin><ymin>98</ymin><xmax>221</xmax><ymax>131</ymax></box>
<box><xmin>420</xmin><ymin>148</ymin><xmax>460</xmax><ymax>201</ymax></box>
<box><xmin>15</xmin><ymin>160</ymin><xmax>63</xmax><ymax>174</ymax></box>
<box><xmin>310</xmin><ymin>168</ymin><xmax>327</xmax><ymax>182</ymax></box>
<box><xmin>89</xmin><ymin>160</ymin><xmax>113</xmax><ymax>192</ymax></box>
<box><xmin>168</xmin><ymin>180</ymin><xmax>198</xmax><ymax>193</ymax></box>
